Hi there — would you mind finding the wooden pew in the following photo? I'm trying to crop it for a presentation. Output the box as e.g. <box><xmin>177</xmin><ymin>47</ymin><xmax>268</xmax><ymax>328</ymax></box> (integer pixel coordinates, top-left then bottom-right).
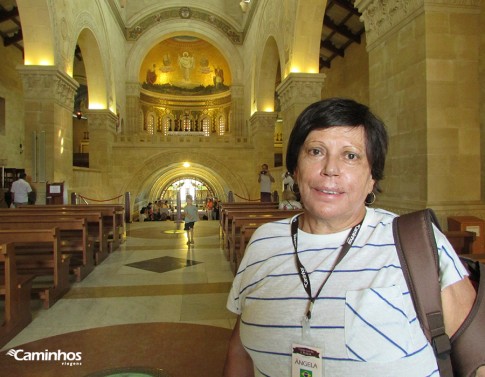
<box><xmin>444</xmin><ymin>230</ymin><xmax>476</xmax><ymax>254</ymax></box>
<box><xmin>222</xmin><ymin>208</ymin><xmax>298</xmax><ymax>255</ymax></box>
<box><xmin>226</xmin><ymin>211</ymin><xmax>292</xmax><ymax>274</ymax></box>
<box><xmin>0</xmin><ymin>243</ymin><xmax>35</xmax><ymax>348</ymax></box>
<box><xmin>219</xmin><ymin>202</ymin><xmax>278</xmax><ymax>237</ymax></box>
<box><xmin>227</xmin><ymin>211</ymin><xmax>302</xmax><ymax>273</ymax></box>
<box><xmin>0</xmin><ymin>228</ymin><xmax>70</xmax><ymax>309</ymax></box>
<box><xmin>0</xmin><ymin>217</ymin><xmax>94</xmax><ymax>282</ymax></box>
<box><xmin>0</xmin><ymin>210</ymin><xmax>108</xmax><ymax>265</ymax></box>
<box><xmin>460</xmin><ymin>253</ymin><xmax>485</xmax><ymax>263</ymax></box>
<box><xmin>16</xmin><ymin>205</ymin><xmax>124</xmax><ymax>252</ymax></box>
<box><xmin>236</xmin><ymin>224</ymin><xmax>261</xmax><ymax>272</ymax></box>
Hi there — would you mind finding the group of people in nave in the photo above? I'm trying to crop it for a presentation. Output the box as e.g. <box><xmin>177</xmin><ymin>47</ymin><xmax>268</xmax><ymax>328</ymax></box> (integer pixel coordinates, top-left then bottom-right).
<box><xmin>139</xmin><ymin>200</ymin><xmax>171</xmax><ymax>222</ymax></box>
<box><xmin>205</xmin><ymin>197</ymin><xmax>220</xmax><ymax>220</ymax></box>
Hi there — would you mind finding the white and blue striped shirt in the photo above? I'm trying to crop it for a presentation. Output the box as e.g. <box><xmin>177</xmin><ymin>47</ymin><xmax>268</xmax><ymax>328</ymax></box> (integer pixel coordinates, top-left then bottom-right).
<box><xmin>227</xmin><ymin>207</ymin><xmax>468</xmax><ymax>377</ymax></box>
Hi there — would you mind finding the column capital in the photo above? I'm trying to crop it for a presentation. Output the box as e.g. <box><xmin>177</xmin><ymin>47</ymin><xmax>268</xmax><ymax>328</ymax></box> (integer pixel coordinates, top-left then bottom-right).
<box><xmin>17</xmin><ymin>65</ymin><xmax>79</xmax><ymax>109</ymax></box>
<box><xmin>249</xmin><ymin>111</ymin><xmax>278</xmax><ymax>133</ymax></box>
<box><xmin>355</xmin><ymin>0</ymin><xmax>480</xmax><ymax>49</ymax></box>
<box><xmin>230</xmin><ymin>85</ymin><xmax>244</xmax><ymax>98</ymax></box>
<box><xmin>126</xmin><ymin>81</ymin><xmax>141</xmax><ymax>97</ymax></box>
<box><xmin>85</xmin><ymin>109</ymin><xmax>118</xmax><ymax>134</ymax></box>
<box><xmin>276</xmin><ymin>73</ymin><xmax>326</xmax><ymax>111</ymax></box>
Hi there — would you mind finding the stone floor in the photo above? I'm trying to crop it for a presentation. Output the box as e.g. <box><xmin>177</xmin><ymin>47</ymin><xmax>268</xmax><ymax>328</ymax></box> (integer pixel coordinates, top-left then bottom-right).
<box><xmin>0</xmin><ymin>219</ymin><xmax>237</xmax><ymax>377</ymax></box>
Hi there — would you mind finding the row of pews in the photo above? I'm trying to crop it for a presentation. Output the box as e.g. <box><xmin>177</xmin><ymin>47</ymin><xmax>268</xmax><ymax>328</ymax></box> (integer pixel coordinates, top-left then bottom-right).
<box><xmin>0</xmin><ymin>204</ymin><xmax>125</xmax><ymax>348</ymax></box>
<box><xmin>219</xmin><ymin>202</ymin><xmax>302</xmax><ymax>274</ymax></box>
<box><xmin>219</xmin><ymin>203</ymin><xmax>485</xmax><ymax>276</ymax></box>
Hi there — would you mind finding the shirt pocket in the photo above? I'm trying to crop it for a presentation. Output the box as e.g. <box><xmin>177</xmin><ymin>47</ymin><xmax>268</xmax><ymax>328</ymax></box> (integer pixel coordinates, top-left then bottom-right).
<box><xmin>344</xmin><ymin>285</ymin><xmax>415</xmax><ymax>362</ymax></box>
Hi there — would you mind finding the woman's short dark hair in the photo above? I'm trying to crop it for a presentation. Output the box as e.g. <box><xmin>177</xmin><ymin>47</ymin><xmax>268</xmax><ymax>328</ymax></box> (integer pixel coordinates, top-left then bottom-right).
<box><xmin>285</xmin><ymin>98</ymin><xmax>388</xmax><ymax>193</ymax></box>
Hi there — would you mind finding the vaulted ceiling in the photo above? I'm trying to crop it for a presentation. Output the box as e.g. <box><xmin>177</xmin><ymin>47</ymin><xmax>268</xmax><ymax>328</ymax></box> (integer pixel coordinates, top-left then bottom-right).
<box><xmin>0</xmin><ymin>0</ymin><xmax>364</xmax><ymax>69</ymax></box>
<box><xmin>0</xmin><ymin>0</ymin><xmax>22</xmax><ymax>52</ymax></box>
<box><xmin>320</xmin><ymin>0</ymin><xmax>365</xmax><ymax>69</ymax></box>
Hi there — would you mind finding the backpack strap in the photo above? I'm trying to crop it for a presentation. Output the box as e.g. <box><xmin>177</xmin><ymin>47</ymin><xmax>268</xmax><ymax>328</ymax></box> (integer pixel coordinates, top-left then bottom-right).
<box><xmin>392</xmin><ymin>209</ymin><xmax>453</xmax><ymax>377</ymax></box>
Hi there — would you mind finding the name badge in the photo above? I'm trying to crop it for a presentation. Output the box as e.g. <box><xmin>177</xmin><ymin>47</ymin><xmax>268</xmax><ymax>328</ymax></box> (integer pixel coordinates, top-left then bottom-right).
<box><xmin>291</xmin><ymin>343</ymin><xmax>323</xmax><ymax>377</ymax></box>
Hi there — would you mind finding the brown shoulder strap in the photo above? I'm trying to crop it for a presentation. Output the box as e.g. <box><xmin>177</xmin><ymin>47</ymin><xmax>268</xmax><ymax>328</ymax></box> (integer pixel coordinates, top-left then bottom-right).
<box><xmin>392</xmin><ymin>209</ymin><xmax>453</xmax><ymax>377</ymax></box>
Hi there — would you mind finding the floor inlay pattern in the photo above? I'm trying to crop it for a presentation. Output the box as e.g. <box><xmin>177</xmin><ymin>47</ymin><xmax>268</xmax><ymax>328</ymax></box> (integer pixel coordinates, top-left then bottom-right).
<box><xmin>125</xmin><ymin>256</ymin><xmax>203</xmax><ymax>273</ymax></box>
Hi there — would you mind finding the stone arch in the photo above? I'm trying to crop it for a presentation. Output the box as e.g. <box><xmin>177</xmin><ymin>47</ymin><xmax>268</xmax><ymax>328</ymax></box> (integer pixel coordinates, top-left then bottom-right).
<box><xmin>17</xmin><ymin>0</ymin><xmax>55</xmax><ymax>65</ymax></box>
<box><xmin>123</xmin><ymin>150</ymin><xmax>250</xmax><ymax>207</ymax></box>
<box><xmin>255</xmin><ymin>36</ymin><xmax>282</xmax><ymax>112</ymax></box>
<box><xmin>69</xmin><ymin>3</ymin><xmax>119</xmax><ymax>113</ymax></box>
<box><xmin>76</xmin><ymin>27</ymin><xmax>109</xmax><ymax>110</ymax></box>
<box><xmin>148</xmin><ymin>168</ymin><xmax>218</xmax><ymax>202</ymax></box>
<box><xmin>247</xmin><ymin>0</ymin><xmax>287</xmax><ymax>113</ymax></box>
<box><xmin>287</xmin><ymin>0</ymin><xmax>326</xmax><ymax>75</ymax></box>
<box><xmin>126</xmin><ymin>20</ymin><xmax>243</xmax><ymax>85</ymax></box>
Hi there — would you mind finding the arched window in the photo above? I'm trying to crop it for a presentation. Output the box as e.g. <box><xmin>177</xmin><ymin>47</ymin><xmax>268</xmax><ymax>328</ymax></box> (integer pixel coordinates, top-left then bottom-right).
<box><xmin>162</xmin><ymin>115</ymin><xmax>175</xmax><ymax>134</ymax></box>
<box><xmin>217</xmin><ymin>114</ymin><xmax>226</xmax><ymax>136</ymax></box>
<box><xmin>201</xmin><ymin>117</ymin><xmax>210</xmax><ymax>136</ymax></box>
<box><xmin>146</xmin><ymin>113</ymin><xmax>155</xmax><ymax>135</ymax></box>
<box><xmin>181</xmin><ymin>112</ymin><xmax>193</xmax><ymax>132</ymax></box>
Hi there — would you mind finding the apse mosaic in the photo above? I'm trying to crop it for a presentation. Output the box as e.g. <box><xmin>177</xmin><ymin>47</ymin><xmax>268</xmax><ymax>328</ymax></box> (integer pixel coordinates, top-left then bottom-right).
<box><xmin>140</xmin><ymin>36</ymin><xmax>231</xmax><ymax>96</ymax></box>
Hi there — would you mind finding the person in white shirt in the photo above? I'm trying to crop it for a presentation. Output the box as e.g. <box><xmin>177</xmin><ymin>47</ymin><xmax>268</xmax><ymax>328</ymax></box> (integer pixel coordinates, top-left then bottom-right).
<box><xmin>10</xmin><ymin>172</ymin><xmax>32</xmax><ymax>206</ymax></box>
<box><xmin>258</xmin><ymin>164</ymin><xmax>275</xmax><ymax>202</ymax></box>
<box><xmin>282</xmin><ymin>171</ymin><xmax>294</xmax><ymax>191</ymax></box>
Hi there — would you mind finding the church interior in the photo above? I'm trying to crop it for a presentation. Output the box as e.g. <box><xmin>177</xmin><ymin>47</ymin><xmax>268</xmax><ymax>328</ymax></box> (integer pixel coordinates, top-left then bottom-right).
<box><xmin>0</xmin><ymin>0</ymin><xmax>485</xmax><ymax>375</ymax></box>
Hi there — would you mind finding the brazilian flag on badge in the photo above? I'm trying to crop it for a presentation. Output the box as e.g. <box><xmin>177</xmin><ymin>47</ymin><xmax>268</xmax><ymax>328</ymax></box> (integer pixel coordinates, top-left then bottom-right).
<box><xmin>300</xmin><ymin>370</ymin><xmax>312</xmax><ymax>377</ymax></box>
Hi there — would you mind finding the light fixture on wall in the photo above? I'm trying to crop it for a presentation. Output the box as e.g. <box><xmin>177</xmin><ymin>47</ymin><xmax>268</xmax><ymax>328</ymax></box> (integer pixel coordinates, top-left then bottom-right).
<box><xmin>240</xmin><ymin>0</ymin><xmax>250</xmax><ymax>12</ymax></box>
<box><xmin>73</xmin><ymin>111</ymin><xmax>87</xmax><ymax>120</ymax></box>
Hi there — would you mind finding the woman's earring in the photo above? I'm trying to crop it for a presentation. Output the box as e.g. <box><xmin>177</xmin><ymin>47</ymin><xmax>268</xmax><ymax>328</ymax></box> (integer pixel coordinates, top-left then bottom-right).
<box><xmin>365</xmin><ymin>192</ymin><xmax>376</xmax><ymax>206</ymax></box>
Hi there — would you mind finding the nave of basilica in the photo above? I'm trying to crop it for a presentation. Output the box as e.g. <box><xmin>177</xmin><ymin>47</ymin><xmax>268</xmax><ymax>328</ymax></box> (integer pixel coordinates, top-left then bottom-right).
<box><xmin>1</xmin><ymin>0</ymin><xmax>485</xmax><ymax>375</ymax></box>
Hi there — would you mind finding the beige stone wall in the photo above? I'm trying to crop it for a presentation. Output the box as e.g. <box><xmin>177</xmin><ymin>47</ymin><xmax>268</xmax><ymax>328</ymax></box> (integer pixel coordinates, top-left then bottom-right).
<box><xmin>321</xmin><ymin>35</ymin><xmax>369</xmax><ymax>105</ymax></box>
<box><xmin>368</xmin><ymin>11</ymin><xmax>428</xmax><ymax>207</ymax></box>
<box><xmin>0</xmin><ymin>43</ymin><xmax>25</xmax><ymax>169</ymax></box>
<box><xmin>360</xmin><ymin>2</ymin><xmax>485</xmax><ymax>224</ymax></box>
<box><xmin>425</xmin><ymin>9</ymin><xmax>481</xmax><ymax>204</ymax></box>
<box><xmin>480</xmin><ymin>0</ymin><xmax>485</xmax><ymax>201</ymax></box>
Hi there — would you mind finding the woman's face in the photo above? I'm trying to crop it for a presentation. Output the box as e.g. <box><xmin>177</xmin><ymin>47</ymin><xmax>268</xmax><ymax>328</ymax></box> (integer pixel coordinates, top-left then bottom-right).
<box><xmin>294</xmin><ymin>126</ymin><xmax>375</xmax><ymax>233</ymax></box>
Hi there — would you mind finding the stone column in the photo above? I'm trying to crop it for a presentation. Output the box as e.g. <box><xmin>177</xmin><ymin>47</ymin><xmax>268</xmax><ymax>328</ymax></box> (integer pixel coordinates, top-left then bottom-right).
<box><xmin>17</xmin><ymin>65</ymin><xmax>78</xmax><ymax>204</ymax></box>
<box><xmin>249</xmin><ymin>111</ymin><xmax>278</xmax><ymax>199</ymax></box>
<box><xmin>356</xmin><ymin>0</ymin><xmax>485</xmax><ymax>221</ymax></box>
<box><xmin>231</xmin><ymin>85</ymin><xmax>244</xmax><ymax>136</ymax></box>
<box><xmin>86</xmin><ymin>109</ymin><xmax>117</xmax><ymax>171</ymax></box>
<box><xmin>276</xmin><ymin>73</ymin><xmax>326</xmax><ymax>163</ymax></box>
<box><xmin>125</xmin><ymin>82</ymin><xmax>140</xmax><ymax>135</ymax></box>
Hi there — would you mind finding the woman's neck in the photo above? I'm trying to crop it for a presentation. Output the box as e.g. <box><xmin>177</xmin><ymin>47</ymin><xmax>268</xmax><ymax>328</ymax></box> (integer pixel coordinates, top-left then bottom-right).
<box><xmin>299</xmin><ymin>207</ymin><xmax>367</xmax><ymax>235</ymax></box>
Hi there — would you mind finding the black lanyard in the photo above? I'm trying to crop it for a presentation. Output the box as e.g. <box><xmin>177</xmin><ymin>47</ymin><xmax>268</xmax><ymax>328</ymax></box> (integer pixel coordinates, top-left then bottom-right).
<box><xmin>291</xmin><ymin>214</ymin><xmax>364</xmax><ymax>320</ymax></box>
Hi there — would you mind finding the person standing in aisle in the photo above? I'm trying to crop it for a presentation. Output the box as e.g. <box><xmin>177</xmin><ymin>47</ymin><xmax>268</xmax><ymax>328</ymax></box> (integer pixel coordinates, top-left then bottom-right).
<box><xmin>183</xmin><ymin>194</ymin><xmax>198</xmax><ymax>245</ymax></box>
<box><xmin>258</xmin><ymin>164</ymin><xmax>275</xmax><ymax>202</ymax></box>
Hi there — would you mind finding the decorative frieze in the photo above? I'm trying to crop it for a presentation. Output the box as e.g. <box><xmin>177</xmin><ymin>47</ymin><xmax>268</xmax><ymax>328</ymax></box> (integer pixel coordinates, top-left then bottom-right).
<box><xmin>17</xmin><ymin>65</ymin><xmax>79</xmax><ymax>109</ymax></box>
<box><xmin>126</xmin><ymin>7</ymin><xmax>243</xmax><ymax>44</ymax></box>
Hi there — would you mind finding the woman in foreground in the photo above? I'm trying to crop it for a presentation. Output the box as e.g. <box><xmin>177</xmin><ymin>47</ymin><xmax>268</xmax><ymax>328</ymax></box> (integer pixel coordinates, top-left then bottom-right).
<box><xmin>224</xmin><ymin>98</ymin><xmax>481</xmax><ymax>377</ymax></box>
